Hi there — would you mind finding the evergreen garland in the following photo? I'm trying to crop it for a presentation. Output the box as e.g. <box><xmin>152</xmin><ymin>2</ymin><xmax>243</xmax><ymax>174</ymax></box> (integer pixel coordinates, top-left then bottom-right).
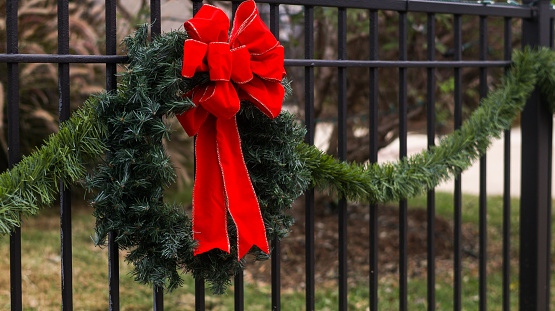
<box><xmin>0</xmin><ymin>24</ymin><xmax>554</xmax><ymax>293</ymax></box>
<box><xmin>302</xmin><ymin>47</ymin><xmax>552</xmax><ymax>203</ymax></box>
<box><xmin>0</xmin><ymin>100</ymin><xmax>105</xmax><ymax>234</ymax></box>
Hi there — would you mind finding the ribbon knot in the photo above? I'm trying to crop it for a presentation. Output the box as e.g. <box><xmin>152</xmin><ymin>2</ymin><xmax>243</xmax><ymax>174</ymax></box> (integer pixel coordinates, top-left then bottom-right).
<box><xmin>184</xmin><ymin>41</ymin><xmax>253</xmax><ymax>84</ymax></box>
<box><xmin>177</xmin><ymin>1</ymin><xmax>285</xmax><ymax>260</ymax></box>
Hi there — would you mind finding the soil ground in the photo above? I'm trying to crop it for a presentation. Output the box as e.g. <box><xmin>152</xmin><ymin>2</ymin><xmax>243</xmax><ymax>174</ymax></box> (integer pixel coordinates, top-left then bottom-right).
<box><xmin>244</xmin><ymin>197</ymin><xmax>484</xmax><ymax>290</ymax></box>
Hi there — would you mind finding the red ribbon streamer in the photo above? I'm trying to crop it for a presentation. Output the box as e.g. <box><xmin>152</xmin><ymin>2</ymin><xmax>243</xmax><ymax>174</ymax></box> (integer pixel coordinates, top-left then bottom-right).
<box><xmin>177</xmin><ymin>1</ymin><xmax>285</xmax><ymax>260</ymax></box>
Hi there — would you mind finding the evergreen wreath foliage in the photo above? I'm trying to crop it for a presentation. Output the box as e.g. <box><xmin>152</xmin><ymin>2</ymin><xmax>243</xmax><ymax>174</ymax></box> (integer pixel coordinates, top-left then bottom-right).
<box><xmin>85</xmin><ymin>26</ymin><xmax>196</xmax><ymax>291</ymax></box>
<box><xmin>1</xmin><ymin>22</ymin><xmax>555</xmax><ymax>294</ymax></box>
<box><xmin>85</xmin><ymin>25</ymin><xmax>311</xmax><ymax>293</ymax></box>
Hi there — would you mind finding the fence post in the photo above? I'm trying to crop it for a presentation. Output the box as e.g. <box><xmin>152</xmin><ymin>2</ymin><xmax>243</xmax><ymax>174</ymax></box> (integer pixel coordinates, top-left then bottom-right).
<box><xmin>520</xmin><ymin>1</ymin><xmax>552</xmax><ymax>310</ymax></box>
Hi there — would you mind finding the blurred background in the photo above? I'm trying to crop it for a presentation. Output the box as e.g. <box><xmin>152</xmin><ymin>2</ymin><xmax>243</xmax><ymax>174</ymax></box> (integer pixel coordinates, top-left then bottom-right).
<box><xmin>0</xmin><ymin>1</ymin><xmax>541</xmax><ymax>309</ymax></box>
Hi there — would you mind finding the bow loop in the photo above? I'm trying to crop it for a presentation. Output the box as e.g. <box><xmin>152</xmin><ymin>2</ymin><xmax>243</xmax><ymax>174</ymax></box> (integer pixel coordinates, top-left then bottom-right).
<box><xmin>184</xmin><ymin>4</ymin><xmax>229</xmax><ymax>43</ymax></box>
<box><xmin>229</xmin><ymin>0</ymin><xmax>277</xmax><ymax>55</ymax></box>
<box><xmin>238</xmin><ymin>78</ymin><xmax>284</xmax><ymax>119</ymax></box>
<box><xmin>181</xmin><ymin>40</ymin><xmax>208</xmax><ymax>78</ymax></box>
<box><xmin>249</xmin><ymin>45</ymin><xmax>285</xmax><ymax>82</ymax></box>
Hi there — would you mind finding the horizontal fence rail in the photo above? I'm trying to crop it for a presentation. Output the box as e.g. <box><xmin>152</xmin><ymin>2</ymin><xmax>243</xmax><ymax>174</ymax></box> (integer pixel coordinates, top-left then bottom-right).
<box><xmin>286</xmin><ymin>60</ymin><xmax>514</xmax><ymax>67</ymax></box>
<box><xmin>0</xmin><ymin>54</ymin><xmax>128</xmax><ymax>63</ymax></box>
<box><xmin>252</xmin><ymin>0</ymin><xmax>533</xmax><ymax>17</ymax></box>
<box><xmin>0</xmin><ymin>55</ymin><xmax>515</xmax><ymax>68</ymax></box>
<box><xmin>1</xmin><ymin>0</ymin><xmax>553</xmax><ymax>310</ymax></box>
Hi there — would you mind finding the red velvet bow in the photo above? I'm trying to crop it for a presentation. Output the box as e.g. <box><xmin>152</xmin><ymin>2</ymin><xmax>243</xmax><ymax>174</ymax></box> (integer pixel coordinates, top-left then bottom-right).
<box><xmin>176</xmin><ymin>0</ymin><xmax>285</xmax><ymax>260</ymax></box>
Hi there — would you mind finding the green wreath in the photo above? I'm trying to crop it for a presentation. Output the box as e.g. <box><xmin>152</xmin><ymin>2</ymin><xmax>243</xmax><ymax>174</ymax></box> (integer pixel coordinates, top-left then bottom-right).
<box><xmin>85</xmin><ymin>24</ymin><xmax>312</xmax><ymax>293</ymax></box>
<box><xmin>0</xmin><ymin>23</ymin><xmax>554</xmax><ymax>293</ymax></box>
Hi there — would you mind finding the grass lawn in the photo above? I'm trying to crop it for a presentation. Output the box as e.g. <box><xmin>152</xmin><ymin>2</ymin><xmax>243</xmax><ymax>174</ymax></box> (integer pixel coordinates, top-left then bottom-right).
<box><xmin>0</xmin><ymin>192</ymin><xmax>553</xmax><ymax>310</ymax></box>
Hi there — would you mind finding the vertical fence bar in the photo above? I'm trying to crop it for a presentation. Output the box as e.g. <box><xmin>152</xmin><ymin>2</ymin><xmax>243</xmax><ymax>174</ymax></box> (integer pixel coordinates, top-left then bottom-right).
<box><xmin>502</xmin><ymin>17</ymin><xmax>512</xmax><ymax>311</ymax></box>
<box><xmin>337</xmin><ymin>7</ymin><xmax>348</xmax><ymax>311</ymax></box>
<box><xmin>194</xmin><ymin>278</ymin><xmax>205</xmax><ymax>311</ymax></box>
<box><xmin>232</xmin><ymin>1</ymin><xmax>239</xmax><ymax>21</ymax></box>
<box><xmin>398</xmin><ymin>10</ymin><xmax>408</xmax><ymax>311</ymax></box>
<box><xmin>453</xmin><ymin>13</ymin><xmax>463</xmax><ymax>311</ymax></box>
<box><xmin>106</xmin><ymin>0</ymin><xmax>117</xmax><ymax>92</ymax></box>
<box><xmin>190</xmin><ymin>2</ymin><xmax>206</xmax><ymax>310</ymax></box>
<box><xmin>548</xmin><ymin>11</ymin><xmax>553</xmax><ymax>308</ymax></box>
<box><xmin>231</xmin><ymin>3</ymin><xmax>244</xmax><ymax>309</ymax></box>
<box><xmin>153</xmin><ymin>287</ymin><xmax>164</xmax><ymax>311</ymax></box>
<box><xmin>426</xmin><ymin>12</ymin><xmax>436</xmax><ymax>311</ymax></box>
<box><xmin>368</xmin><ymin>9</ymin><xmax>379</xmax><ymax>311</ymax></box>
<box><xmin>193</xmin><ymin>0</ymin><xmax>203</xmax><ymax>14</ymax></box>
<box><xmin>235</xmin><ymin>272</ymin><xmax>244</xmax><ymax>310</ymax></box>
<box><xmin>520</xmin><ymin>1</ymin><xmax>552</xmax><ymax>310</ymax></box>
<box><xmin>150</xmin><ymin>0</ymin><xmax>161</xmax><ymax>34</ymax></box>
<box><xmin>108</xmin><ymin>231</ymin><xmax>119</xmax><ymax>310</ymax></box>
<box><xmin>57</xmin><ymin>0</ymin><xmax>73</xmax><ymax>309</ymax></box>
<box><xmin>229</xmin><ymin>2</ymin><xmax>245</xmax><ymax>308</ymax></box>
<box><xmin>106</xmin><ymin>1</ymin><xmax>119</xmax><ymax>310</ymax></box>
<box><xmin>304</xmin><ymin>5</ymin><xmax>315</xmax><ymax>311</ymax></box>
<box><xmin>57</xmin><ymin>5</ymin><xmax>70</xmax><ymax>117</ymax></box>
<box><xmin>269</xmin><ymin>4</ymin><xmax>281</xmax><ymax>310</ymax></box>
<box><xmin>149</xmin><ymin>1</ymin><xmax>164</xmax><ymax>309</ymax></box>
<box><xmin>478</xmin><ymin>15</ymin><xmax>488</xmax><ymax>311</ymax></box>
<box><xmin>7</xmin><ymin>1</ymin><xmax>22</xmax><ymax>310</ymax></box>
<box><xmin>150</xmin><ymin>0</ymin><xmax>161</xmax><ymax>38</ymax></box>
<box><xmin>271</xmin><ymin>238</ymin><xmax>281</xmax><ymax>310</ymax></box>
<box><xmin>552</xmin><ymin>15</ymin><xmax>555</xmax><ymax>49</ymax></box>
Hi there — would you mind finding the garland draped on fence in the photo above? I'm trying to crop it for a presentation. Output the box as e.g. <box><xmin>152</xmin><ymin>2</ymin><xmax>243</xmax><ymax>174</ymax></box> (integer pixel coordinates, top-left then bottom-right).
<box><xmin>0</xmin><ymin>23</ymin><xmax>554</xmax><ymax>292</ymax></box>
<box><xmin>302</xmin><ymin>47</ymin><xmax>553</xmax><ymax>203</ymax></box>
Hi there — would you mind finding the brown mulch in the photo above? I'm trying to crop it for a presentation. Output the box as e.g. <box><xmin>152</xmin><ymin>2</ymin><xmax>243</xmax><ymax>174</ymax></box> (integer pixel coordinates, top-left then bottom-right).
<box><xmin>244</xmin><ymin>197</ymin><xmax>483</xmax><ymax>289</ymax></box>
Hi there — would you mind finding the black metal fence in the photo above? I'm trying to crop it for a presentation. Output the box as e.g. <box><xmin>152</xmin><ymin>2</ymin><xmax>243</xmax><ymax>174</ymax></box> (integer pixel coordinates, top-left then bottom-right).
<box><xmin>2</xmin><ymin>0</ymin><xmax>554</xmax><ymax>310</ymax></box>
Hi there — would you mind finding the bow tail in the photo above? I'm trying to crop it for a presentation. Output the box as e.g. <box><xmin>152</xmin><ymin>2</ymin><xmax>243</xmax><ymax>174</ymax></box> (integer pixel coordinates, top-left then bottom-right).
<box><xmin>193</xmin><ymin>115</ymin><xmax>231</xmax><ymax>255</ymax></box>
<box><xmin>216</xmin><ymin>116</ymin><xmax>270</xmax><ymax>259</ymax></box>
